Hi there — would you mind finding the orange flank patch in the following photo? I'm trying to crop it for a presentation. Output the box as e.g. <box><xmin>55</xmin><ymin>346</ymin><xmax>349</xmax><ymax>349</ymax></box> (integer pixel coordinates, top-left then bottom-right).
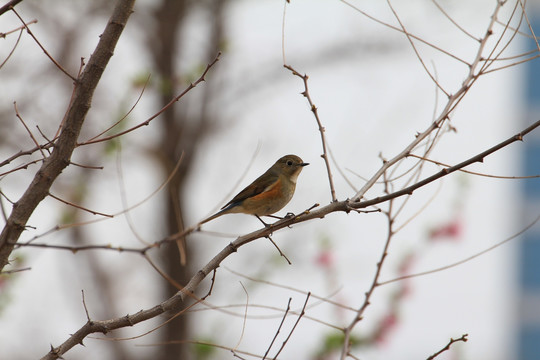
<box><xmin>238</xmin><ymin>178</ymin><xmax>285</xmax><ymax>215</ymax></box>
<box><xmin>250</xmin><ymin>178</ymin><xmax>282</xmax><ymax>202</ymax></box>
<box><xmin>239</xmin><ymin>177</ymin><xmax>290</xmax><ymax>215</ymax></box>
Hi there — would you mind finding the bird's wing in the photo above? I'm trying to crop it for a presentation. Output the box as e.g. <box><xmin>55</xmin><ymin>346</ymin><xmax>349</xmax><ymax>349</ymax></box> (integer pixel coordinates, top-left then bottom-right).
<box><xmin>221</xmin><ymin>168</ymin><xmax>278</xmax><ymax>209</ymax></box>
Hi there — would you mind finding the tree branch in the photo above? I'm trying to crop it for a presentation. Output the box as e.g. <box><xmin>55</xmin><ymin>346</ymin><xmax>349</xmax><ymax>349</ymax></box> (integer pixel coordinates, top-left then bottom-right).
<box><xmin>0</xmin><ymin>0</ymin><xmax>23</xmax><ymax>17</ymax></box>
<box><xmin>349</xmin><ymin>0</ymin><xmax>506</xmax><ymax>203</ymax></box>
<box><xmin>41</xmin><ymin>118</ymin><xmax>539</xmax><ymax>359</ymax></box>
<box><xmin>284</xmin><ymin>64</ymin><xmax>337</xmax><ymax>202</ymax></box>
<box><xmin>0</xmin><ymin>0</ymin><xmax>136</xmax><ymax>271</ymax></box>
<box><xmin>426</xmin><ymin>334</ymin><xmax>468</xmax><ymax>360</ymax></box>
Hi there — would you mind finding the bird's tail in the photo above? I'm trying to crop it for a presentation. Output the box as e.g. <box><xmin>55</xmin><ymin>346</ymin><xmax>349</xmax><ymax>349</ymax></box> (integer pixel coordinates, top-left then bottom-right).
<box><xmin>199</xmin><ymin>208</ymin><xmax>227</xmax><ymax>225</ymax></box>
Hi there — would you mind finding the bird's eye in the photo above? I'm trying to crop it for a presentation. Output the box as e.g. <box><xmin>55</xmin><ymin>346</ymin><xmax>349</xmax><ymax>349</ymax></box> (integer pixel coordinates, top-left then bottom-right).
<box><xmin>286</xmin><ymin>160</ymin><xmax>293</xmax><ymax>166</ymax></box>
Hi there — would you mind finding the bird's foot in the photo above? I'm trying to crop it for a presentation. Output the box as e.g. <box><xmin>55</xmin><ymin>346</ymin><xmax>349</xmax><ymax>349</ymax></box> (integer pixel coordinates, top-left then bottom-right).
<box><xmin>284</xmin><ymin>212</ymin><xmax>295</xmax><ymax>219</ymax></box>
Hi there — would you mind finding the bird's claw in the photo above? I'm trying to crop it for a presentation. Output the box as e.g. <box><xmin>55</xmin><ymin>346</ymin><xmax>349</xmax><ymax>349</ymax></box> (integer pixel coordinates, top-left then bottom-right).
<box><xmin>284</xmin><ymin>212</ymin><xmax>295</xmax><ymax>219</ymax></box>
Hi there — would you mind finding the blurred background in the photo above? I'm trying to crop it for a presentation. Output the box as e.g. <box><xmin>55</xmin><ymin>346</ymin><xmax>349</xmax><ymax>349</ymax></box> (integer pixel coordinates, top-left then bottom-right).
<box><xmin>0</xmin><ymin>0</ymin><xmax>539</xmax><ymax>359</ymax></box>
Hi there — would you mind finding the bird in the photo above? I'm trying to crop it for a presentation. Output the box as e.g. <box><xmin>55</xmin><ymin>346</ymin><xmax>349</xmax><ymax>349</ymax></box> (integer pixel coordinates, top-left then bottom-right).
<box><xmin>200</xmin><ymin>154</ymin><xmax>309</xmax><ymax>226</ymax></box>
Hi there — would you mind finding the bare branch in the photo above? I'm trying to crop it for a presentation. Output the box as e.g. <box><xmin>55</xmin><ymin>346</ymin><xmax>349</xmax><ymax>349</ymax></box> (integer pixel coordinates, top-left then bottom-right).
<box><xmin>48</xmin><ymin>192</ymin><xmax>113</xmax><ymax>218</ymax></box>
<box><xmin>431</xmin><ymin>0</ymin><xmax>478</xmax><ymax>41</ymax></box>
<box><xmin>518</xmin><ymin>0</ymin><xmax>540</xmax><ymax>51</ymax></box>
<box><xmin>225</xmin><ymin>266</ymin><xmax>357</xmax><ymax>314</ymax></box>
<box><xmin>386</xmin><ymin>0</ymin><xmax>449</xmax><ymax>96</ymax></box>
<box><xmin>283</xmin><ymin>64</ymin><xmax>337</xmax><ymax>202</ymax></box>
<box><xmin>339</xmin><ymin>0</ymin><xmax>470</xmax><ymax>65</ymax></box>
<box><xmin>233</xmin><ymin>282</ymin><xmax>249</xmax><ymax>353</ymax></box>
<box><xmin>0</xmin><ymin>19</ymin><xmax>36</xmax><ymax>39</ymax></box>
<box><xmin>341</xmin><ymin>169</ymin><xmax>395</xmax><ymax>359</ymax></box>
<box><xmin>263</xmin><ymin>297</ymin><xmax>291</xmax><ymax>360</ymax></box>
<box><xmin>0</xmin><ymin>143</ymin><xmax>54</xmax><ymax>169</ymax></box>
<box><xmin>0</xmin><ymin>158</ymin><xmax>44</xmax><ymax>177</ymax></box>
<box><xmin>266</xmin><ymin>235</ymin><xmax>292</xmax><ymax>265</ymax></box>
<box><xmin>0</xmin><ymin>266</ymin><xmax>31</xmax><ymax>274</ymax></box>
<box><xmin>78</xmin><ymin>52</ymin><xmax>221</xmax><ymax>146</ymax></box>
<box><xmin>408</xmin><ymin>153</ymin><xmax>540</xmax><ymax>179</ymax></box>
<box><xmin>85</xmin><ymin>74</ymin><xmax>151</xmax><ymax>143</ymax></box>
<box><xmin>426</xmin><ymin>334</ymin><xmax>468</xmax><ymax>360</ymax></box>
<box><xmin>379</xmin><ymin>213</ymin><xmax>540</xmax><ymax>286</ymax></box>
<box><xmin>14</xmin><ymin>241</ymin><xmax>145</xmax><ymax>254</ymax></box>
<box><xmin>349</xmin><ymin>1</ymin><xmax>506</xmax><ymax>203</ymax></box>
<box><xmin>0</xmin><ymin>0</ymin><xmax>23</xmax><ymax>16</ymax></box>
<box><xmin>13</xmin><ymin>102</ymin><xmax>46</xmax><ymax>159</ymax></box>
<box><xmin>81</xmin><ymin>290</ymin><xmax>91</xmax><ymax>322</ymax></box>
<box><xmin>355</xmin><ymin>118</ymin><xmax>540</xmax><ymax>210</ymax></box>
<box><xmin>11</xmin><ymin>8</ymin><xmax>76</xmax><ymax>80</ymax></box>
<box><xmin>0</xmin><ymin>27</ymin><xmax>23</xmax><ymax>69</ymax></box>
<box><xmin>271</xmin><ymin>293</ymin><xmax>310</xmax><ymax>360</ymax></box>
<box><xmin>0</xmin><ymin>0</ymin><xmax>136</xmax><ymax>271</ymax></box>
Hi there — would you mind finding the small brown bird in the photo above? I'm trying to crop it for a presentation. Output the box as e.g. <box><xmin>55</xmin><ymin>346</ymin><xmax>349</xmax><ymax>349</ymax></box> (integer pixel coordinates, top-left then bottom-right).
<box><xmin>200</xmin><ymin>154</ymin><xmax>309</xmax><ymax>225</ymax></box>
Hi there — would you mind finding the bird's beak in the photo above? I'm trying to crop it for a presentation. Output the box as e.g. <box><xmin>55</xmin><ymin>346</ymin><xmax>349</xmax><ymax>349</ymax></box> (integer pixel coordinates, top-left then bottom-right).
<box><xmin>300</xmin><ymin>162</ymin><xmax>309</xmax><ymax>167</ymax></box>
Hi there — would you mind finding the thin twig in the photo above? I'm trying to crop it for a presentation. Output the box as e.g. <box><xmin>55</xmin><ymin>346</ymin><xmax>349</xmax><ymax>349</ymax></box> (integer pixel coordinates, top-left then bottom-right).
<box><xmin>206</xmin><ymin>269</ymin><xmax>217</xmax><ymax>298</ymax></box>
<box><xmin>263</xmin><ymin>298</ymin><xmax>291</xmax><ymax>360</ymax></box>
<box><xmin>13</xmin><ymin>241</ymin><xmax>145</xmax><ymax>254</ymax></box>
<box><xmin>11</xmin><ymin>8</ymin><xmax>76</xmax><ymax>81</ymax></box>
<box><xmin>341</xmin><ymin>169</ymin><xmax>395</xmax><ymax>360</ymax></box>
<box><xmin>393</xmin><ymin>176</ymin><xmax>443</xmax><ymax>233</ymax></box>
<box><xmin>0</xmin><ymin>143</ymin><xmax>54</xmax><ymax>169</ymax></box>
<box><xmin>14</xmin><ymin>102</ymin><xmax>46</xmax><ymax>159</ymax></box>
<box><xmin>283</xmin><ymin>64</ymin><xmax>337</xmax><ymax>202</ymax></box>
<box><xmin>0</xmin><ymin>19</ymin><xmax>37</xmax><ymax>38</ymax></box>
<box><xmin>89</xmin><ymin>270</ymin><xmax>219</xmax><ymax>345</ymax></box>
<box><xmin>328</xmin><ymin>142</ymin><xmax>358</xmax><ymax>192</ymax></box>
<box><xmin>14</xmin><ymin>153</ymin><xmax>185</xmax><ymax>246</ymax></box>
<box><xmin>339</xmin><ymin>0</ymin><xmax>470</xmax><ymax>65</ymax></box>
<box><xmin>266</xmin><ymin>235</ymin><xmax>291</xmax><ymax>265</ymax></box>
<box><xmin>144</xmin><ymin>253</ymin><xmax>184</xmax><ymax>290</ymax></box>
<box><xmin>85</xmin><ymin>74</ymin><xmax>152</xmax><ymax>142</ymax></box>
<box><xmin>408</xmin><ymin>153</ymin><xmax>540</xmax><ymax>179</ymax></box>
<box><xmin>193</xmin><ymin>298</ymin><xmax>340</xmax><ymax>330</ymax></box>
<box><xmin>79</xmin><ymin>52</ymin><xmax>221</xmax><ymax>146</ymax></box>
<box><xmin>0</xmin><ymin>266</ymin><xmax>31</xmax><ymax>274</ymax></box>
<box><xmin>349</xmin><ymin>1</ymin><xmax>504</xmax><ymax>203</ymax></box>
<box><xmin>431</xmin><ymin>0</ymin><xmax>478</xmax><ymax>40</ymax></box>
<box><xmin>281</xmin><ymin>0</ymin><xmax>288</xmax><ymax>64</ymax></box>
<box><xmin>91</xmin><ymin>298</ymin><xmax>202</xmax><ymax>342</ymax></box>
<box><xmin>81</xmin><ymin>290</ymin><xmax>91</xmax><ymax>322</ymax></box>
<box><xmin>0</xmin><ymin>158</ymin><xmax>44</xmax><ymax>177</ymax></box>
<box><xmin>48</xmin><ymin>192</ymin><xmax>113</xmax><ymax>218</ymax></box>
<box><xmin>116</xmin><ymin>144</ymin><xmax>151</xmax><ymax>245</ymax></box>
<box><xmin>379</xmin><ymin>213</ymin><xmax>540</xmax><ymax>286</ymax></box>
<box><xmin>478</xmin><ymin>0</ymin><xmax>524</xmax><ymax>78</ymax></box>
<box><xmin>233</xmin><ymin>282</ymin><xmax>249</xmax><ymax>353</ymax></box>
<box><xmin>0</xmin><ymin>27</ymin><xmax>23</xmax><ymax>69</ymax></box>
<box><xmin>483</xmin><ymin>53</ymin><xmax>540</xmax><ymax>74</ymax></box>
<box><xmin>201</xmin><ymin>144</ymin><xmax>260</xmax><ymax>221</ymax></box>
<box><xmin>356</xmin><ymin>118</ymin><xmax>540</xmax><ymax>210</ymax></box>
<box><xmin>426</xmin><ymin>334</ymin><xmax>468</xmax><ymax>360</ymax></box>
<box><xmin>387</xmin><ymin>0</ymin><xmax>449</xmax><ymax>97</ymax></box>
<box><xmin>69</xmin><ymin>161</ymin><xmax>104</xmax><ymax>170</ymax></box>
<box><xmin>272</xmin><ymin>292</ymin><xmax>311</xmax><ymax>360</ymax></box>
<box><xmin>226</xmin><ymin>266</ymin><xmax>357</xmax><ymax>312</ymax></box>
<box><xmin>518</xmin><ymin>0</ymin><xmax>540</xmax><ymax>51</ymax></box>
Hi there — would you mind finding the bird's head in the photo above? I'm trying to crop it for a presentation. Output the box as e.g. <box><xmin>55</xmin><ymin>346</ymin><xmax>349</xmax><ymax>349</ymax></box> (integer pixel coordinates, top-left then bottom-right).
<box><xmin>274</xmin><ymin>154</ymin><xmax>309</xmax><ymax>182</ymax></box>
